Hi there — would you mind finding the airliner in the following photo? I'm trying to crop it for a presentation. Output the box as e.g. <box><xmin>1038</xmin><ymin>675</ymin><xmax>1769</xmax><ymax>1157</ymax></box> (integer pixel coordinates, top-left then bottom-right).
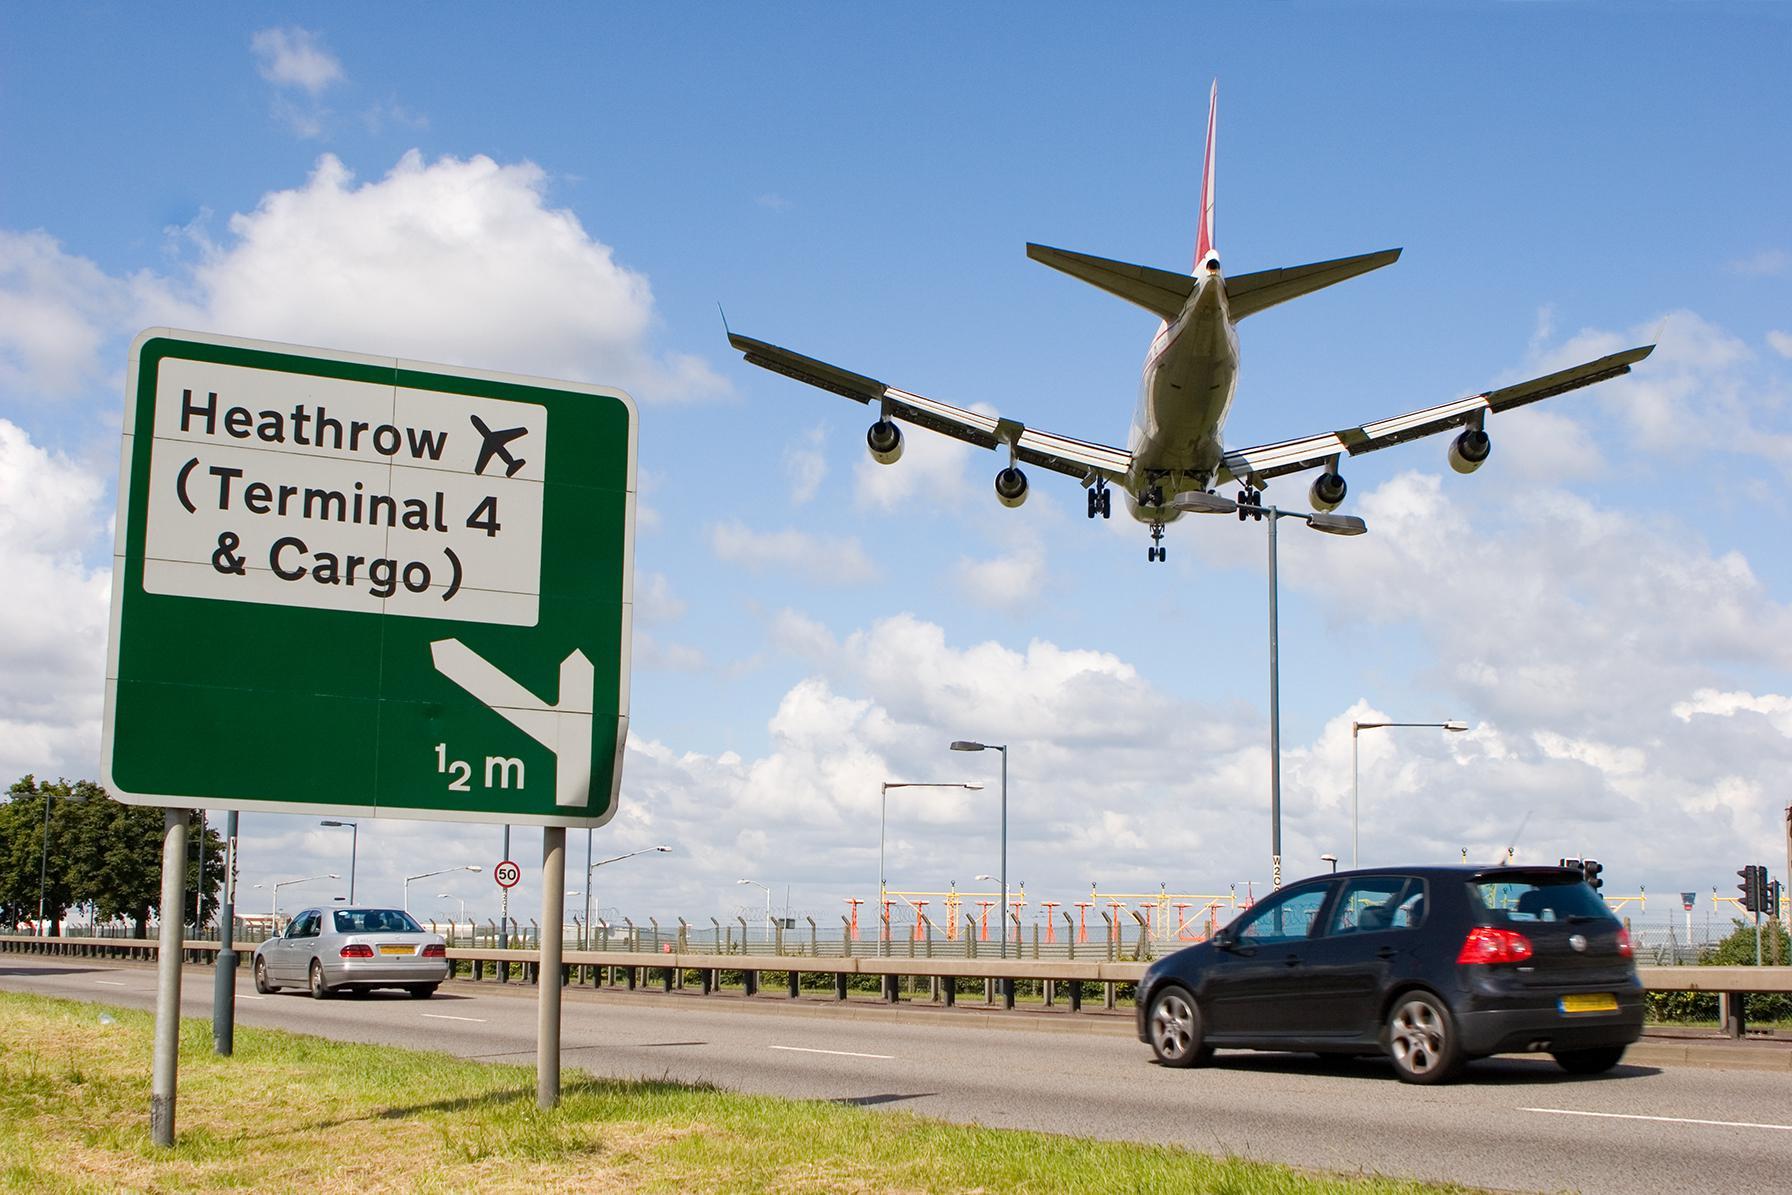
<box><xmin>727</xmin><ymin>82</ymin><xmax>1652</xmax><ymax>562</ymax></box>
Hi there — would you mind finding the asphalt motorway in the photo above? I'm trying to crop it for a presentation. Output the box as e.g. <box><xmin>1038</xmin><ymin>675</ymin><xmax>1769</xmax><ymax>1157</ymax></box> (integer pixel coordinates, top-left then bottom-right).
<box><xmin>4</xmin><ymin>957</ymin><xmax>1790</xmax><ymax>1194</ymax></box>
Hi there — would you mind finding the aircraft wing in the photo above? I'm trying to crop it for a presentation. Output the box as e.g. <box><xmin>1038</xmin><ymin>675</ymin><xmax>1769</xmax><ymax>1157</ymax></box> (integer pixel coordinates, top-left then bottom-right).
<box><xmin>1217</xmin><ymin>345</ymin><xmax>1654</xmax><ymax>486</ymax></box>
<box><xmin>729</xmin><ymin>333</ymin><xmax>1133</xmax><ymax>484</ymax></box>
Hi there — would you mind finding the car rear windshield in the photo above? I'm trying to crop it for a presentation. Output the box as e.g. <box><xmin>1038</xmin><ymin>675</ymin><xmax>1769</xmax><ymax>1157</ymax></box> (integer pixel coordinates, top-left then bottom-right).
<box><xmin>1469</xmin><ymin>875</ymin><xmax>1616</xmax><ymax>925</ymax></box>
<box><xmin>333</xmin><ymin>909</ymin><xmax>423</xmax><ymax>934</ymax></box>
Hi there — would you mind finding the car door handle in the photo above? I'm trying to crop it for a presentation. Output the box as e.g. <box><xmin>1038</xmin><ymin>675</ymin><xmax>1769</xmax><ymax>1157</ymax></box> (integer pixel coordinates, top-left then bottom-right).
<box><xmin>1377</xmin><ymin>947</ymin><xmax>1397</xmax><ymax>960</ymax></box>
<box><xmin>1283</xmin><ymin>954</ymin><xmax>1301</xmax><ymax>968</ymax></box>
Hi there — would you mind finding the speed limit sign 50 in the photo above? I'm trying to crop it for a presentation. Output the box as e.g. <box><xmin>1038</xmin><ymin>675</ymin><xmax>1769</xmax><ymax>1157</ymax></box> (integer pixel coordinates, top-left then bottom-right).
<box><xmin>493</xmin><ymin>860</ymin><xmax>521</xmax><ymax>889</ymax></box>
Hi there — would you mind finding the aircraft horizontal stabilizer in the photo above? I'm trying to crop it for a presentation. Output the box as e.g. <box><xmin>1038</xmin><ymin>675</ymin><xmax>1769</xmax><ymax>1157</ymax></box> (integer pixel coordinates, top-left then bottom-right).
<box><xmin>1025</xmin><ymin>244</ymin><xmax>1196</xmax><ymax>321</ymax></box>
<box><xmin>1224</xmin><ymin>249</ymin><xmax>1402</xmax><ymax>320</ymax></box>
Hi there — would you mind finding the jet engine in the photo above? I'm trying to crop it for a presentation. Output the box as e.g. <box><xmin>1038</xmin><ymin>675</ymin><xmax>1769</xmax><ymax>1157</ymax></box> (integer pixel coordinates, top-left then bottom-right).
<box><xmin>1448</xmin><ymin>428</ymin><xmax>1491</xmax><ymax>474</ymax></box>
<box><xmin>995</xmin><ymin>466</ymin><xmax>1029</xmax><ymax>508</ymax></box>
<box><xmin>866</xmin><ymin>419</ymin><xmax>904</xmax><ymax>465</ymax></box>
<box><xmin>1308</xmin><ymin>471</ymin><xmax>1347</xmax><ymax>512</ymax></box>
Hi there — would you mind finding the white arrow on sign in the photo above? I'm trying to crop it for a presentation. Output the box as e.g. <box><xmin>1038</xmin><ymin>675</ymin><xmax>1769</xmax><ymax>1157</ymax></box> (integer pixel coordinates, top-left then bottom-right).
<box><xmin>429</xmin><ymin>639</ymin><xmax>594</xmax><ymax>808</ymax></box>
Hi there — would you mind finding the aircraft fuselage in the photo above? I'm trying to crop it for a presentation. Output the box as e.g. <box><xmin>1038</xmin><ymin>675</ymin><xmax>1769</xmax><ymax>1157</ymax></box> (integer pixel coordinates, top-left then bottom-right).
<box><xmin>1123</xmin><ymin>268</ymin><xmax>1238</xmax><ymax>523</ymax></box>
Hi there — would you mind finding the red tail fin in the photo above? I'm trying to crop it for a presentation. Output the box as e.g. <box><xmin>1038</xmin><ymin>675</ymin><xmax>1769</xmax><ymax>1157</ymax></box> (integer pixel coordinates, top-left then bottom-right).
<box><xmin>1194</xmin><ymin>79</ymin><xmax>1218</xmax><ymax>271</ymax></box>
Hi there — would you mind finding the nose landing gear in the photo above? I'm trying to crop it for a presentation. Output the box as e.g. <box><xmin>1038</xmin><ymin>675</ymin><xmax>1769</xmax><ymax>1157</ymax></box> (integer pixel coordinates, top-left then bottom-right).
<box><xmin>1147</xmin><ymin>521</ymin><xmax>1166</xmax><ymax>562</ymax></box>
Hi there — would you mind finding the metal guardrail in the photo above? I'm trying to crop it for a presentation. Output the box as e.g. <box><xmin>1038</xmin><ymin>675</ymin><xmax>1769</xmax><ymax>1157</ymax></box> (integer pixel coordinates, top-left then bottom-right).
<box><xmin>4</xmin><ymin>934</ymin><xmax>1788</xmax><ymax>1033</ymax></box>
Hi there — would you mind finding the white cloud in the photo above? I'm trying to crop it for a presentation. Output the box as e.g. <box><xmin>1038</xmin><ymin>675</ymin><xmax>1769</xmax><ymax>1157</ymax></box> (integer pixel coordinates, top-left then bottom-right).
<box><xmin>0</xmin><ymin>420</ymin><xmax>112</xmax><ymax>782</ymax></box>
<box><xmin>1672</xmin><ymin>688</ymin><xmax>1792</xmax><ymax>737</ymax></box>
<box><xmin>955</xmin><ymin>538</ymin><xmax>1047</xmax><ymax>611</ymax></box>
<box><xmin>707</xmin><ymin>520</ymin><xmax>877</xmax><ymax>584</ymax></box>
<box><xmin>0</xmin><ymin>231</ymin><xmax>190</xmax><ymax>400</ymax></box>
<box><xmin>250</xmin><ymin>27</ymin><xmax>345</xmax><ymax>96</ymax></box>
<box><xmin>782</xmin><ymin>427</ymin><xmax>827</xmax><ymax>505</ymax></box>
<box><xmin>854</xmin><ymin>413</ymin><xmax>979</xmax><ymax>511</ymax></box>
<box><xmin>633</xmin><ymin>570</ymin><xmax>686</xmax><ymax>626</ymax></box>
<box><xmin>1727</xmin><ymin>248</ymin><xmax>1792</xmax><ymax>277</ymax></box>
<box><xmin>1767</xmin><ymin>330</ymin><xmax>1792</xmax><ymax>359</ymax></box>
<box><xmin>184</xmin><ymin>152</ymin><xmax>727</xmax><ymax>400</ymax></box>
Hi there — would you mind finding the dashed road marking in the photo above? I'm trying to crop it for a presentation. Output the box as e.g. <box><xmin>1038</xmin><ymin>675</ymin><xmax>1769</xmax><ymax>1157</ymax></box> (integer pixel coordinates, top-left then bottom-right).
<box><xmin>95</xmin><ymin>980</ymin><xmax>128</xmax><ymax>987</ymax></box>
<box><xmin>769</xmin><ymin>1045</ymin><xmax>894</xmax><ymax>1060</ymax></box>
<box><xmin>421</xmin><ymin>1013</ymin><xmax>487</xmax><ymax>1023</ymax></box>
<box><xmin>1523</xmin><ymin>1107</ymin><xmax>1792</xmax><ymax>1132</ymax></box>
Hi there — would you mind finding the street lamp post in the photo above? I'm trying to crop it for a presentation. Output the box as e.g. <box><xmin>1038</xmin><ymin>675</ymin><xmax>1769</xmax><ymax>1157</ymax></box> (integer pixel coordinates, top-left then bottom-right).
<box><xmin>1350</xmin><ymin>720</ymin><xmax>1469</xmax><ymax>868</ymax></box>
<box><xmin>879</xmin><ymin>781</ymin><xmax>982</xmax><ymax>955</ymax></box>
<box><xmin>257</xmin><ymin>874</ymin><xmax>339</xmax><ymax>922</ymax></box>
<box><xmin>404</xmin><ymin>865</ymin><xmax>482</xmax><ymax>913</ymax></box>
<box><xmin>1321</xmin><ymin>854</ymin><xmax>1339</xmax><ymax>874</ymax></box>
<box><xmin>36</xmin><ymin>787</ymin><xmax>87</xmax><ymax>936</ymax></box>
<box><xmin>436</xmin><ymin>892</ymin><xmax>467</xmax><ymax>921</ymax></box>
<box><xmin>949</xmin><ymin>741</ymin><xmax>1009</xmax><ymax>958</ymax></box>
<box><xmin>319</xmin><ymin>820</ymin><xmax>359</xmax><ymax>903</ymax></box>
<box><xmin>584</xmin><ymin>845</ymin><xmax>671</xmax><ymax>945</ymax></box>
<box><xmin>1171</xmin><ymin>491</ymin><xmax>1367</xmax><ymax>888</ymax></box>
<box><xmin>737</xmin><ymin>878</ymin><xmax>773</xmax><ymax>937</ymax></box>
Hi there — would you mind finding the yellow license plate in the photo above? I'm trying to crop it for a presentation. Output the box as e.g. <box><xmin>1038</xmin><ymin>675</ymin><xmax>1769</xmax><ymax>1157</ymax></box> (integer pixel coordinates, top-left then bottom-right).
<box><xmin>1558</xmin><ymin>993</ymin><xmax>1618</xmax><ymax>1014</ymax></box>
<box><xmin>377</xmin><ymin>944</ymin><xmax>415</xmax><ymax>956</ymax></box>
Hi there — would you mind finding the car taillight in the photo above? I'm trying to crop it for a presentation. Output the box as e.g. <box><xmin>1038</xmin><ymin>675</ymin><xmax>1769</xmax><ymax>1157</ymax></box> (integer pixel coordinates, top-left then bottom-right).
<box><xmin>340</xmin><ymin>944</ymin><xmax>374</xmax><ymax>958</ymax></box>
<box><xmin>421</xmin><ymin>944</ymin><xmax>446</xmax><ymax>958</ymax></box>
<box><xmin>1457</xmin><ymin>926</ymin><xmax>1534</xmax><ymax>965</ymax></box>
<box><xmin>1615</xmin><ymin>927</ymin><xmax>1633</xmax><ymax>958</ymax></box>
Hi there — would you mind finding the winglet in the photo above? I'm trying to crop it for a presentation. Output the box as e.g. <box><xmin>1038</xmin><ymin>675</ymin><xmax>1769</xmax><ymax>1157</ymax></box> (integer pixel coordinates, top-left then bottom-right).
<box><xmin>1194</xmin><ymin>79</ymin><xmax>1218</xmax><ymax>273</ymax></box>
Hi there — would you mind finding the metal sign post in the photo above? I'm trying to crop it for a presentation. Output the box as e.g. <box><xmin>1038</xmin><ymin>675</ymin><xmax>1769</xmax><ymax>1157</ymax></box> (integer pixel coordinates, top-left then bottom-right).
<box><xmin>538</xmin><ymin>829</ymin><xmax>566</xmax><ymax>1108</ymax></box>
<box><xmin>150</xmin><ymin>810</ymin><xmax>189</xmax><ymax>1146</ymax></box>
<box><xmin>212</xmin><ymin>810</ymin><xmax>239</xmax><ymax>1055</ymax></box>
<box><xmin>107</xmin><ymin>330</ymin><xmax>635</xmax><ymax>1143</ymax></box>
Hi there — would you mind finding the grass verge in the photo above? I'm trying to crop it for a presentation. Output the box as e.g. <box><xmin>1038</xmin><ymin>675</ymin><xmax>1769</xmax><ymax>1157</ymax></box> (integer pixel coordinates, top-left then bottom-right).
<box><xmin>0</xmin><ymin>991</ymin><xmax>1475</xmax><ymax>1194</ymax></box>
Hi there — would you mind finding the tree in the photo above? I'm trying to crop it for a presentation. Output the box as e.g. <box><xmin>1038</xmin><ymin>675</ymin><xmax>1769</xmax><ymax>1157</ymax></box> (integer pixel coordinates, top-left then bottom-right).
<box><xmin>2</xmin><ymin>776</ymin><xmax>223</xmax><ymax>937</ymax></box>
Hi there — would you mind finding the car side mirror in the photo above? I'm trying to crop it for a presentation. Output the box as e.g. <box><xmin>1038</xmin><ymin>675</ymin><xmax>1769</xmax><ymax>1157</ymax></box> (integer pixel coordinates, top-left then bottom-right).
<box><xmin>1211</xmin><ymin>929</ymin><xmax>1234</xmax><ymax>951</ymax></box>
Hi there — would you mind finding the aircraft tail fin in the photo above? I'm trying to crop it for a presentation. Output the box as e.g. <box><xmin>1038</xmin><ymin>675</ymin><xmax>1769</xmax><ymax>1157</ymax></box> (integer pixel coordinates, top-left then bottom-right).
<box><xmin>1025</xmin><ymin>244</ymin><xmax>1195</xmax><ymax>321</ymax></box>
<box><xmin>1195</xmin><ymin>79</ymin><xmax>1218</xmax><ymax>271</ymax></box>
<box><xmin>1223</xmin><ymin>249</ymin><xmax>1402</xmax><ymax>320</ymax></box>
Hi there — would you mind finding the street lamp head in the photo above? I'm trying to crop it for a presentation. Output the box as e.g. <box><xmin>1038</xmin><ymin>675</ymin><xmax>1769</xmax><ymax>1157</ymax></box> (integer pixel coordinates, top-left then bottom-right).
<box><xmin>465</xmin><ymin>865</ymin><xmax>483</xmax><ymax>873</ymax></box>
<box><xmin>1169</xmin><ymin>490</ymin><xmax>1239</xmax><ymax>516</ymax></box>
<box><xmin>320</xmin><ymin>819</ymin><xmax>354</xmax><ymax>827</ymax></box>
<box><xmin>1306</xmin><ymin>512</ymin><xmax>1369</xmax><ymax>536</ymax></box>
<box><xmin>653</xmin><ymin>846</ymin><xmax>671</xmax><ymax>852</ymax></box>
<box><xmin>1444</xmin><ymin>720</ymin><xmax>1469</xmax><ymax>732</ymax></box>
<box><xmin>949</xmin><ymin>740</ymin><xmax>985</xmax><ymax>752</ymax></box>
<box><xmin>1320</xmin><ymin>854</ymin><xmax>1337</xmax><ymax>862</ymax></box>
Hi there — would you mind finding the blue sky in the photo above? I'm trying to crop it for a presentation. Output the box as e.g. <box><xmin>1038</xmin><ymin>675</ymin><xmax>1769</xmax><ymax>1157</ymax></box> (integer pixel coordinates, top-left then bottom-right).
<box><xmin>4</xmin><ymin>5</ymin><xmax>1791</xmax><ymax>931</ymax></box>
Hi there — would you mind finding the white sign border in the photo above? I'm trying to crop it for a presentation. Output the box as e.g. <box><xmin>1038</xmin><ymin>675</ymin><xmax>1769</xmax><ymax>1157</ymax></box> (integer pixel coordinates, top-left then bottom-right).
<box><xmin>101</xmin><ymin>327</ymin><xmax>636</xmax><ymax>829</ymax></box>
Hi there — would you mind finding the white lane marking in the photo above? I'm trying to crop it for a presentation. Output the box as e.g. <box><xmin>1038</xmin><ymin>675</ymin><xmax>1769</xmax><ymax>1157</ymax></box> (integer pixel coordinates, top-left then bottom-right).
<box><xmin>95</xmin><ymin>981</ymin><xmax>128</xmax><ymax>987</ymax></box>
<box><xmin>237</xmin><ymin>994</ymin><xmax>264</xmax><ymax>1001</ymax></box>
<box><xmin>1523</xmin><ymin>1107</ymin><xmax>1792</xmax><ymax>1133</ymax></box>
<box><xmin>769</xmin><ymin>1045</ymin><xmax>894</xmax><ymax>1060</ymax></box>
<box><xmin>421</xmin><ymin>1013</ymin><xmax>488</xmax><ymax>1023</ymax></box>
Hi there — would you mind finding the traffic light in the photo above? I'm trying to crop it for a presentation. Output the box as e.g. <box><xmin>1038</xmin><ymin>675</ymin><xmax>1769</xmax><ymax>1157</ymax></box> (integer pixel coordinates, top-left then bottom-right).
<box><xmin>1582</xmin><ymin>859</ymin><xmax>1603</xmax><ymax>892</ymax></box>
<box><xmin>1767</xmin><ymin>880</ymin><xmax>1783</xmax><ymax>920</ymax></box>
<box><xmin>1737</xmin><ymin>865</ymin><xmax>1765</xmax><ymax>913</ymax></box>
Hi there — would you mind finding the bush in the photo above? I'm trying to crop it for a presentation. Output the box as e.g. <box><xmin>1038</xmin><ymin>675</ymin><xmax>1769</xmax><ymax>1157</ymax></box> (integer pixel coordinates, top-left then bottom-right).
<box><xmin>1645</xmin><ymin>918</ymin><xmax>1792</xmax><ymax>1024</ymax></box>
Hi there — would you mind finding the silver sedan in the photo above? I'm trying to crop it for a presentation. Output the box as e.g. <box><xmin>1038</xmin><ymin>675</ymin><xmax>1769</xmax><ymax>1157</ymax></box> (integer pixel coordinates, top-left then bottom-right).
<box><xmin>253</xmin><ymin>906</ymin><xmax>449</xmax><ymax>999</ymax></box>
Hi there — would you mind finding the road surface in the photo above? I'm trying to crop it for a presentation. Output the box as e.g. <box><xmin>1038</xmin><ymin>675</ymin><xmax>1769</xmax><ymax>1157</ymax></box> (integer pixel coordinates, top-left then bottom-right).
<box><xmin>3</xmin><ymin>956</ymin><xmax>1788</xmax><ymax>1193</ymax></box>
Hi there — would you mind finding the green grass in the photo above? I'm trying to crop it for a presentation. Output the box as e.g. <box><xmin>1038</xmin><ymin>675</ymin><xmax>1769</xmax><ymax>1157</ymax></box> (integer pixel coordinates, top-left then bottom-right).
<box><xmin>0</xmin><ymin>991</ymin><xmax>1478</xmax><ymax>1193</ymax></box>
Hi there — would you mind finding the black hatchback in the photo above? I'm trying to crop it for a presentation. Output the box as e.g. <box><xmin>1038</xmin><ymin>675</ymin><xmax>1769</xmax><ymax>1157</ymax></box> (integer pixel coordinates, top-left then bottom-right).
<box><xmin>1137</xmin><ymin>865</ymin><xmax>1643</xmax><ymax>1083</ymax></box>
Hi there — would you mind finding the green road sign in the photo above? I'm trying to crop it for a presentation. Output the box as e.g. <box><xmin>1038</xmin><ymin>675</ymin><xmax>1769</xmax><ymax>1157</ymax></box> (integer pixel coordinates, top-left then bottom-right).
<box><xmin>103</xmin><ymin>329</ymin><xmax>636</xmax><ymax>827</ymax></box>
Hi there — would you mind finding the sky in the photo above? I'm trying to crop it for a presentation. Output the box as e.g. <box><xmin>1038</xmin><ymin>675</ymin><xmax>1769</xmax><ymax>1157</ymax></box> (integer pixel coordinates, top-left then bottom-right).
<box><xmin>3</xmin><ymin>4</ymin><xmax>1791</xmax><ymax>935</ymax></box>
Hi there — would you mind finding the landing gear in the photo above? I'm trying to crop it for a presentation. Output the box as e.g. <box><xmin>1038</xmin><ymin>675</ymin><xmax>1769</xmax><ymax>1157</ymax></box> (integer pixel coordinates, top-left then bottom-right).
<box><xmin>1086</xmin><ymin>482</ymin><xmax>1112</xmax><ymax>520</ymax></box>
<box><xmin>1237</xmin><ymin>487</ymin><xmax>1263</xmax><ymax>520</ymax></box>
<box><xmin>1147</xmin><ymin>521</ymin><xmax>1167</xmax><ymax>562</ymax></box>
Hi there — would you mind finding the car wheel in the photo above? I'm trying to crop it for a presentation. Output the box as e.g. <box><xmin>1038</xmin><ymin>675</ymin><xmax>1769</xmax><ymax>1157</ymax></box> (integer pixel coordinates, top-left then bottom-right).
<box><xmin>1385</xmin><ymin>991</ymin><xmax>1462</xmax><ymax>1085</ymax></box>
<box><xmin>1552</xmin><ymin>1045</ymin><xmax>1626</xmax><ymax>1075</ymax></box>
<box><xmin>308</xmin><ymin>960</ymin><xmax>333</xmax><ymax>1000</ymax></box>
<box><xmin>1147</xmin><ymin>985</ymin><xmax>1209</xmax><ymax>1068</ymax></box>
<box><xmin>407</xmin><ymin>984</ymin><xmax>439</xmax><ymax>1000</ymax></box>
<box><xmin>253</xmin><ymin>956</ymin><xmax>277</xmax><ymax>994</ymax></box>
